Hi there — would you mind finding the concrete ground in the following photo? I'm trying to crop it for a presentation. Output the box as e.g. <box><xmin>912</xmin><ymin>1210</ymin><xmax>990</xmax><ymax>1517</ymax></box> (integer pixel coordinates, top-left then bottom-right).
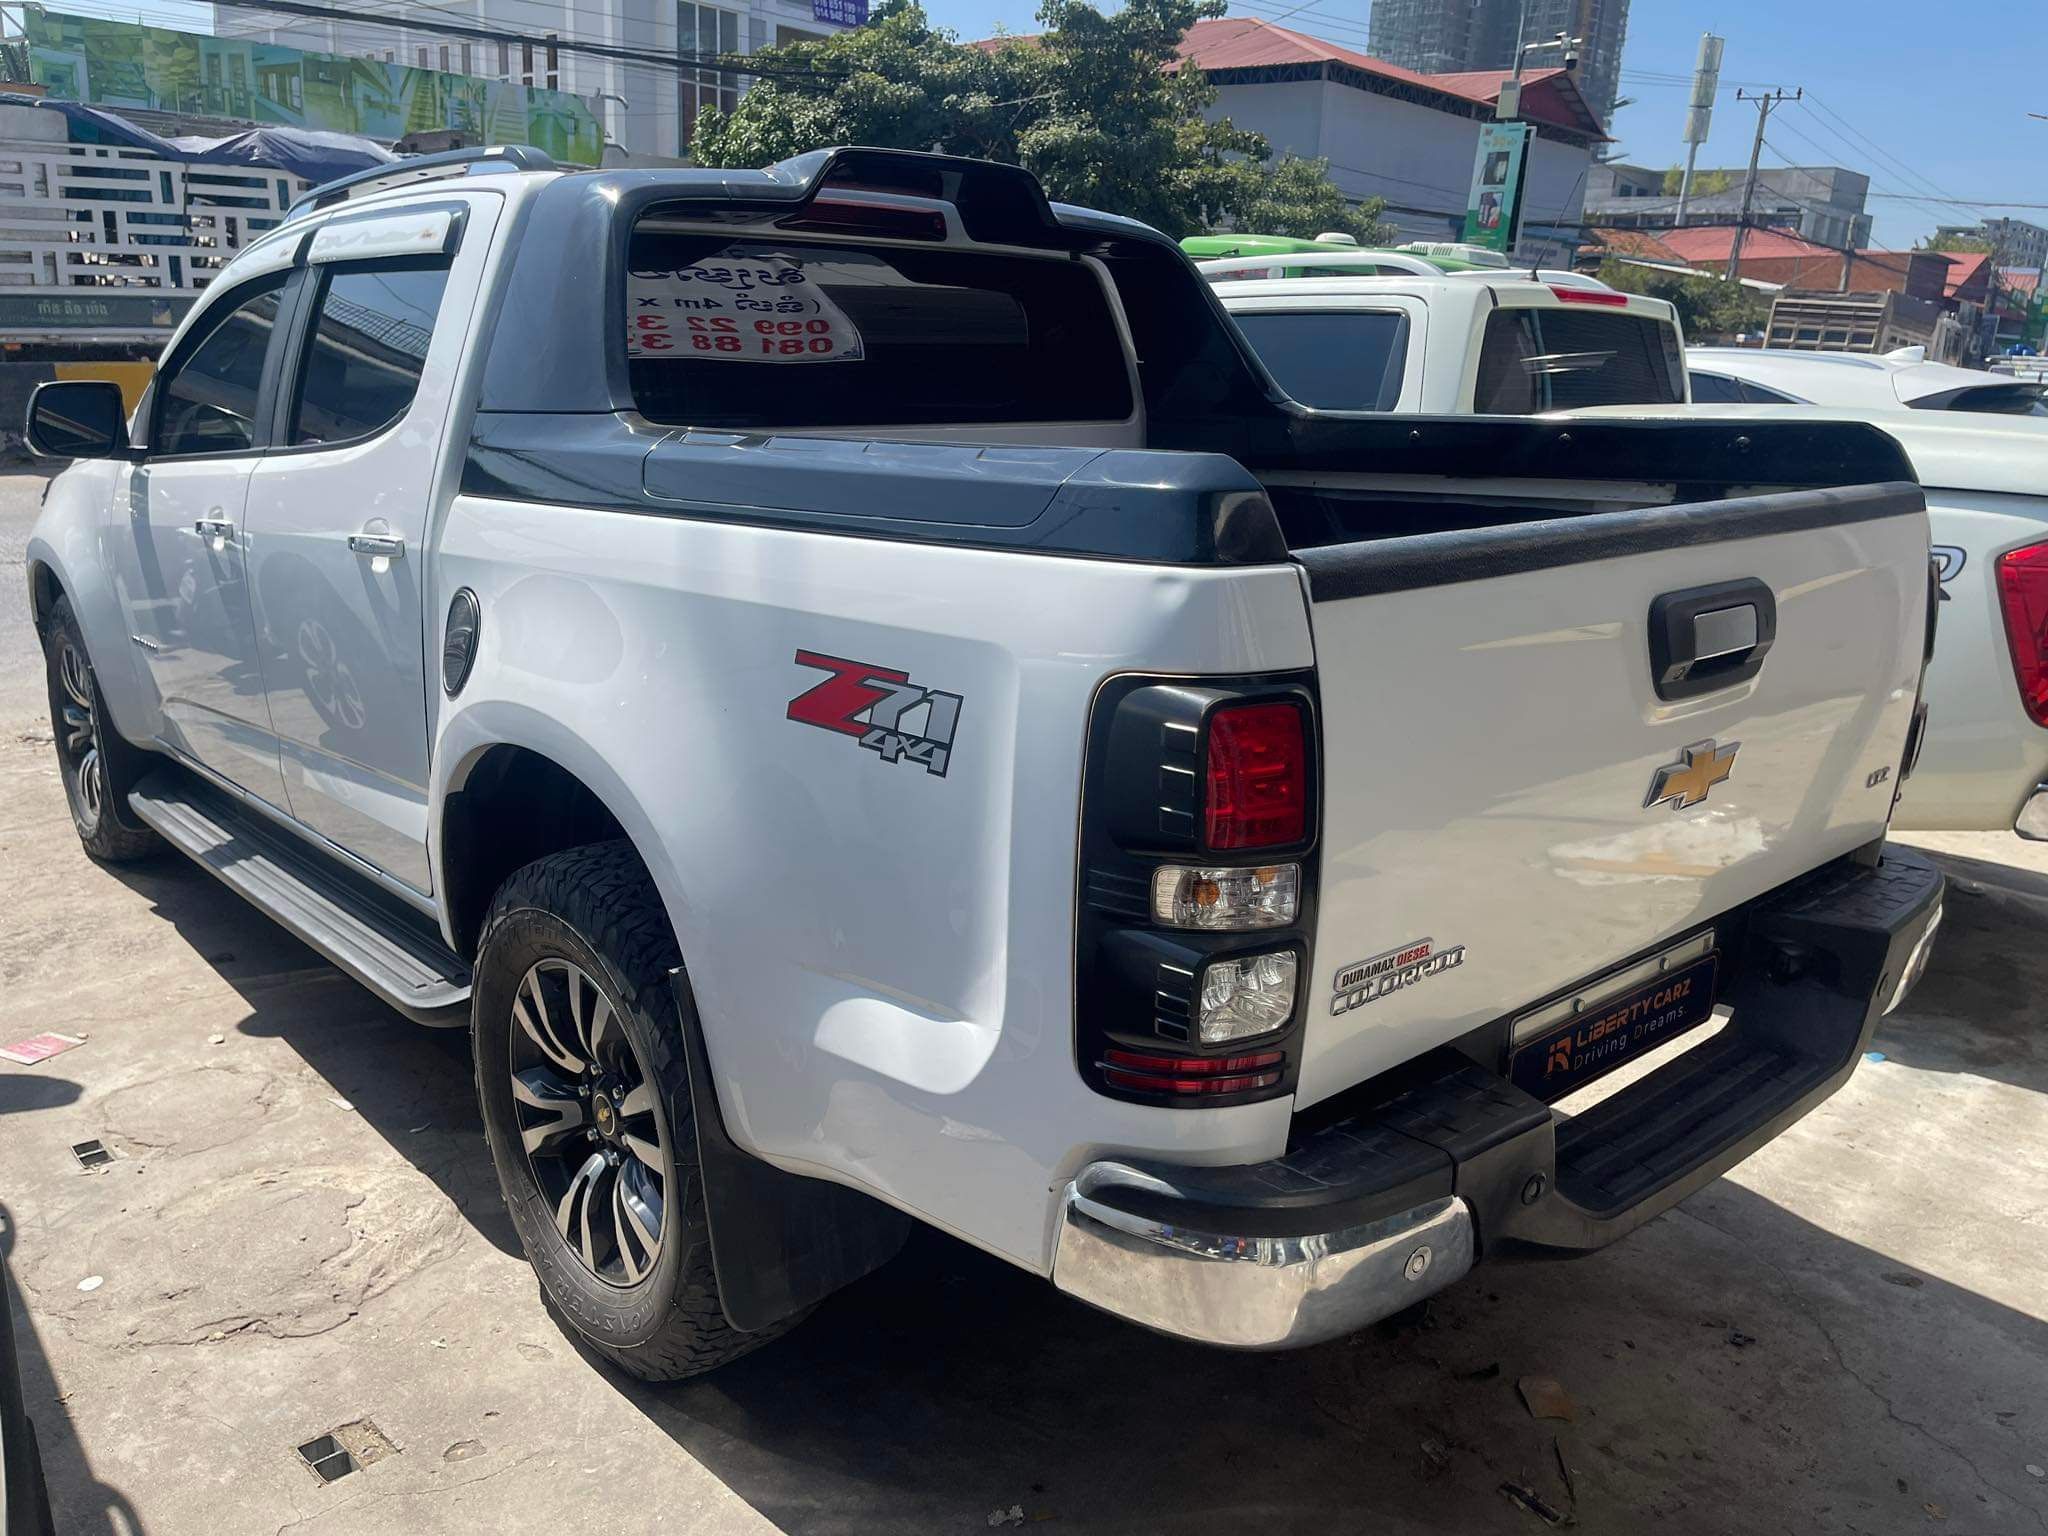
<box><xmin>3</xmin><ymin>471</ymin><xmax>2046</xmax><ymax>1535</ymax></box>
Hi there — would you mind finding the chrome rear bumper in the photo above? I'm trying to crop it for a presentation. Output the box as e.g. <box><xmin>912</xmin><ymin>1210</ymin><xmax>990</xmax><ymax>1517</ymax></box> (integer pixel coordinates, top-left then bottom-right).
<box><xmin>2016</xmin><ymin>782</ymin><xmax>2048</xmax><ymax>841</ymax></box>
<box><xmin>1052</xmin><ymin>1163</ymin><xmax>1473</xmax><ymax>1349</ymax></box>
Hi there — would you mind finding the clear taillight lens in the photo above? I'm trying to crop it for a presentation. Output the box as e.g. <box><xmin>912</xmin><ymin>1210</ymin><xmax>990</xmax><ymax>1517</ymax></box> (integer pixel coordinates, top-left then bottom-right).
<box><xmin>1996</xmin><ymin>541</ymin><xmax>2048</xmax><ymax>727</ymax></box>
<box><xmin>1198</xmin><ymin>951</ymin><xmax>1298</xmax><ymax>1043</ymax></box>
<box><xmin>1151</xmin><ymin>863</ymin><xmax>1299</xmax><ymax>930</ymax></box>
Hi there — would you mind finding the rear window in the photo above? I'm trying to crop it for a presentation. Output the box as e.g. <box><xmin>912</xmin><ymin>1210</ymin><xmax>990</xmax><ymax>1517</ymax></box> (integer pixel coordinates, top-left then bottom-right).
<box><xmin>1231</xmin><ymin>310</ymin><xmax>1411</xmax><ymax>412</ymax></box>
<box><xmin>624</xmin><ymin>227</ymin><xmax>1132</xmax><ymax>430</ymax></box>
<box><xmin>1912</xmin><ymin>382</ymin><xmax>2048</xmax><ymax>417</ymax></box>
<box><xmin>1474</xmin><ymin>307</ymin><xmax>1685</xmax><ymax>413</ymax></box>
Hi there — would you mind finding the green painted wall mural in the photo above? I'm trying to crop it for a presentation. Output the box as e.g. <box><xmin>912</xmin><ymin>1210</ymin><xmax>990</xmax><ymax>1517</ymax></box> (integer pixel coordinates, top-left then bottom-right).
<box><xmin>23</xmin><ymin>6</ymin><xmax>602</xmax><ymax>165</ymax></box>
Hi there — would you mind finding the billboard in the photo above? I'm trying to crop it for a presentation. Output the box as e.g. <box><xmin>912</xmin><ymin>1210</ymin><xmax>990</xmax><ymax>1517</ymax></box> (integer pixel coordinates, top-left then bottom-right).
<box><xmin>1461</xmin><ymin>121</ymin><xmax>1532</xmax><ymax>254</ymax></box>
<box><xmin>23</xmin><ymin>6</ymin><xmax>603</xmax><ymax>165</ymax></box>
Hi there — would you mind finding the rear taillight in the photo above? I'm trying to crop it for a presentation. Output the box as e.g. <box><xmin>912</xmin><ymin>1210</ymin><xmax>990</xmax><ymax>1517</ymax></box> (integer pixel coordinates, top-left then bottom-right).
<box><xmin>1205</xmin><ymin>701</ymin><xmax>1307</xmax><ymax>850</ymax></box>
<box><xmin>1100</xmin><ymin>1047</ymin><xmax>1285</xmax><ymax>1097</ymax></box>
<box><xmin>1996</xmin><ymin>541</ymin><xmax>2048</xmax><ymax>726</ymax></box>
<box><xmin>1075</xmin><ymin>678</ymin><xmax>1319</xmax><ymax>1107</ymax></box>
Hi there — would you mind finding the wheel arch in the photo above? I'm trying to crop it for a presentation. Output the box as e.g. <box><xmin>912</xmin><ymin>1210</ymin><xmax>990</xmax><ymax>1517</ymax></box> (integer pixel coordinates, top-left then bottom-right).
<box><xmin>436</xmin><ymin>707</ymin><xmax>911</xmax><ymax>1336</ymax></box>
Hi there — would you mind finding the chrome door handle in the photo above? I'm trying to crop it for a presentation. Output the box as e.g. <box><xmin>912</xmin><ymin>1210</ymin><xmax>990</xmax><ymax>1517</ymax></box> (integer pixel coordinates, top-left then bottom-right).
<box><xmin>348</xmin><ymin>533</ymin><xmax>405</xmax><ymax>561</ymax></box>
<box><xmin>194</xmin><ymin>516</ymin><xmax>234</xmax><ymax>550</ymax></box>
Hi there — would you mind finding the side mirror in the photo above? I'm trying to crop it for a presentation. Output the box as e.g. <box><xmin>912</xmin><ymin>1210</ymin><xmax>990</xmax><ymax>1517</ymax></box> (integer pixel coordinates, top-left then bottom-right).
<box><xmin>25</xmin><ymin>379</ymin><xmax>133</xmax><ymax>460</ymax></box>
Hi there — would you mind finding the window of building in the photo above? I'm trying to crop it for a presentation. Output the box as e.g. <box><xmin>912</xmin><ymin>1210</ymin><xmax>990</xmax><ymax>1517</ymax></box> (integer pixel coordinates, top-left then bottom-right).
<box><xmin>460</xmin><ymin>42</ymin><xmax>472</xmax><ymax>73</ymax></box>
<box><xmin>290</xmin><ymin>265</ymin><xmax>451</xmax><ymax>447</ymax></box>
<box><xmin>677</xmin><ymin>3</ymin><xmax>741</xmax><ymax>151</ymax></box>
<box><xmin>439</xmin><ymin>44</ymin><xmax>449</xmax><ymax>71</ymax></box>
<box><xmin>497</xmin><ymin>40</ymin><xmax>509</xmax><ymax>77</ymax></box>
<box><xmin>417</xmin><ymin>46</ymin><xmax>428</xmax><ymax>67</ymax></box>
<box><xmin>1230</xmin><ymin>310</ymin><xmax>1411</xmax><ymax>412</ymax></box>
<box><xmin>153</xmin><ymin>275</ymin><xmax>287</xmax><ymax>457</ymax></box>
<box><xmin>520</xmin><ymin>40</ymin><xmax>532</xmax><ymax>85</ymax></box>
<box><xmin>624</xmin><ymin>230</ymin><xmax>1132</xmax><ymax>429</ymax></box>
<box><xmin>775</xmin><ymin>25</ymin><xmax>826</xmax><ymax>44</ymax></box>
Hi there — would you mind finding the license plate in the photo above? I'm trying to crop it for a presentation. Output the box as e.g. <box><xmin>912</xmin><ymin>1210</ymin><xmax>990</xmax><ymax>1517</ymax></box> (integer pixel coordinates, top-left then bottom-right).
<box><xmin>1509</xmin><ymin>953</ymin><xmax>1720</xmax><ymax>1101</ymax></box>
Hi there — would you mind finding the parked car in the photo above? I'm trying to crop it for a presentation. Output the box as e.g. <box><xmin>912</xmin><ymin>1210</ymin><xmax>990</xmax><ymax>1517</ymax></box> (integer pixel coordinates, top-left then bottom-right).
<box><xmin>25</xmin><ymin>146</ymin><xmax>1942</xmax><ymax>1379</ymax></box>
<box><xmin>1688</xmin><ymin>346</ymin><xmax>2048</xmax><ymax>416</ymax></box>
<box><xmin>1201</xmin><ymin>260</ymin><xmax>1686</xmax><ymax>414</ymax></box>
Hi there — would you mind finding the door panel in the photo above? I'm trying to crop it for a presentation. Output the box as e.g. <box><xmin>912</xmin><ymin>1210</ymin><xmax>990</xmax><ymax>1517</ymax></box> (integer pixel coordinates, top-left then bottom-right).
<box><xmin>116</xmin><ymin>273</ymin><xmax>293</xmax><ymax>806</ymax></box>
<box><xmin>247</xmin><ymin>196</ymin><xmax>499</xmax><ymax>891</ymax></box>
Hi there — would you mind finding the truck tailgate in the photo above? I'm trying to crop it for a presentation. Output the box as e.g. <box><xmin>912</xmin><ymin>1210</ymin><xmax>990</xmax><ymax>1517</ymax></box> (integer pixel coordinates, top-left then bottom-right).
<box><xmin>1292</xmin><ymin>487</ymin><xmax>1928</xmax><ymax>1108</ymax></box>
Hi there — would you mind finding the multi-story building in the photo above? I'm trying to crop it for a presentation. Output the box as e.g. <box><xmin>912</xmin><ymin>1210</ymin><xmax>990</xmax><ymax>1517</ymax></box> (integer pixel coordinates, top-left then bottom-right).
<box><xmin>1586</xmin><ymin>162</ymin><xmax>1873</xmax><ymax>252</ymax></box>
<box><xmin>213</xmin><ymin>0</ymin><xmax>862</xmax><ymax>160</ymax></box>
<box><xmin>1368</xmin><ymin>0</ymin><xmax>1628</xmax><ymax>126</ymax></box>
<box><xmin>1932</xmin><ymin>217</ymin><xmax>2048</xmax><ymax>269</ymax></box>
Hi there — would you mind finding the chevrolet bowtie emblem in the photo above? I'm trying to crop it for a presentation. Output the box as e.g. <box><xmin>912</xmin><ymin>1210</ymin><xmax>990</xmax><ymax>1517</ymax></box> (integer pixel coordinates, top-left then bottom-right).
<box><xmin>1645</xmin><ymin>738</ymin><xmax>1739</xmax><ymax>811</ymax></box>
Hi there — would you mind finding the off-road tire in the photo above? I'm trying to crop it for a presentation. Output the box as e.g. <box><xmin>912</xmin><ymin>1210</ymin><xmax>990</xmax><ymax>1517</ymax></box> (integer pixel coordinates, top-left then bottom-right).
<box><xmin>42</xmin><ymin>596</ymin><xmax>159</xmax><ymax>863</ymax></box>
<box><xmin>473</xmin><ymin>840</ymin><xmax>800</xmax><ymax>1380</ymax></box>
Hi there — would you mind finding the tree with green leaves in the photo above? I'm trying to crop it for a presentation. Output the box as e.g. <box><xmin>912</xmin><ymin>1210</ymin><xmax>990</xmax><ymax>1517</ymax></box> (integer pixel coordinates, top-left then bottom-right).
<box><xmin>1922</xmin><ymin>233</ymin><xmax>1994</xmax><ymax>254</ymax></box>
<box><xmin>689</xmin><ymin>0</ymin><xmax>1393</xmax><ymax>242</ymax></box>
<box><xmin>1596</xmin><ymin>260</ymin><xmax>1768</xmax><ymax>343</ymax></box>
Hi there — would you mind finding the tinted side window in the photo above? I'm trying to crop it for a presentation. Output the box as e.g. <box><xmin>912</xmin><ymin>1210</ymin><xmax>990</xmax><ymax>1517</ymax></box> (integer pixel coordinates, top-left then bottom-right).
<box><xmin>1231</xmin><ymin>310</ymin><xmax>1411</xmax><ymax>411</ymax></box>
<box><xmin>624</xmin><ymin>230</ymin><xmax>1132</xmax><ymax>429</ymax></box>
<box><xmin>1473</xmin><ymin>308</ymin><xmax>1686</xmax><ymax>413</ymax></box>
<box><xmin>1687</xmin><ymin>370</ymin><xmax>1745</xmax><ymax>404</ymax></box>
<box><xmin>291</xmin><ymin>264</ymin><xmax>449</xmax><ymax>446</ymax></box>
<box><xmin>155</xmin><ymin>276</ymin><xmax>286</xmax><ymax>457</ymax></box>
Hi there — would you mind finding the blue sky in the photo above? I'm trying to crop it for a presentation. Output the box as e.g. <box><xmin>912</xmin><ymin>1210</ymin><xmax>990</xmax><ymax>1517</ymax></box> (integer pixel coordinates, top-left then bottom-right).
<box><xmin>49</xmin><ymin>0</ymin><xmax>2044</xmax><ymax>251</ymax></box>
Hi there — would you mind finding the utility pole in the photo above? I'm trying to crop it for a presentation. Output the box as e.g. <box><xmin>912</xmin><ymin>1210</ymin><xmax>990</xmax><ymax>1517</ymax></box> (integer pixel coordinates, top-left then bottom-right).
<box><xmin>1675</xmin><ymin>33</ymin><xmax>1724</xmax><ymax>227</ymax></box>
<box><xmin>1725</xmin><ymin>86</ymin><xmax>1802</xmax><ymax>281</ymax></box>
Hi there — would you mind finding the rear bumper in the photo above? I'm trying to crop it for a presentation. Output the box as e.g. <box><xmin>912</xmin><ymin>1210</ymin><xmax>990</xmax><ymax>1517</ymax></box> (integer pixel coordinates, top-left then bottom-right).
<box><xmin>1052</xmin><ymin>844</ymin><xmax>1943</xmax><ymax>1349</ymax></box>
<box><xmin>2016</xmin><ymin>782</ymin><xmax>2048</xmax><ymax>840</ymax></box>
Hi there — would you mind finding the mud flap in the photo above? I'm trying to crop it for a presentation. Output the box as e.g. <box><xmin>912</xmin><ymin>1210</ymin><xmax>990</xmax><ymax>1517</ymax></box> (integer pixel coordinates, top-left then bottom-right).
<box><xmin>668</xmin><ymin>970</ymin><xmax>911</xmax><ymax>1332</ymax></box>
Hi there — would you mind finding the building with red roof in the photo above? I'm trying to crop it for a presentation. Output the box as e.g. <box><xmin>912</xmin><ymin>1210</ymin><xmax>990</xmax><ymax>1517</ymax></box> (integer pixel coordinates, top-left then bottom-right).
<box><xmin>1149</xmin><ymin>16</ymin><xmax>1607</xmax><ymax>261</ymax></box>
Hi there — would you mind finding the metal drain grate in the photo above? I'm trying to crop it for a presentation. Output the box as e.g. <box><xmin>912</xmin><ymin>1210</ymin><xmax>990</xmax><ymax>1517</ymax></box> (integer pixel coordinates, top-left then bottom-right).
<box><xmin>295</xmin><ymin>1435</ymin><xmax>359</xmax><ymax>1483</ymax></box>
<box><xmin>70</xmin><ymin>1140</ymin><xmax>113</xmax><ymax>1169</ymax></box>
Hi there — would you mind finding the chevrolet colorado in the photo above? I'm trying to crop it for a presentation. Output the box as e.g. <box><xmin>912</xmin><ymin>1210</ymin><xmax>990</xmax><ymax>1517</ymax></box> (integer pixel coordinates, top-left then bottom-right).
<box><xmin>25</xmin><ymin>145</ymin><xmax>1943</xmax><ymax>1379</ymax></box>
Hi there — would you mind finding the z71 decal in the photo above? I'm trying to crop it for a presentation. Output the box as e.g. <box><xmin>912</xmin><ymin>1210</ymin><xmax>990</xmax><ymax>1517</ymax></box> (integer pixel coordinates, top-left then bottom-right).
<box><xmin>787</xmin><ymin>650</ymin><xmax>963</xmax><ymax>778</ymax></box>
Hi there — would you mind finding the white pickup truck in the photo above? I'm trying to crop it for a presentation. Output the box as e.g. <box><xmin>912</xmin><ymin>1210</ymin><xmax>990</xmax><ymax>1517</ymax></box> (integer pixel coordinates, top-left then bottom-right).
<box><xmin>27</xmin><ymin>146</ymin><xmax>1942</xmax><ymax>1379</ymax></box>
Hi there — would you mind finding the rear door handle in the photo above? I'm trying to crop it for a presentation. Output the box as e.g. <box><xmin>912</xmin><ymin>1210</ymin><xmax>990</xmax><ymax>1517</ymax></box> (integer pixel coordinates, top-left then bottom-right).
<box><xmin>1648</xmin><ymin>578</ymin><xmax>1777</xmax><ymax>700</ymax></box>
<box><xmin>194</xmin><ymin>516</ymin><xmax>234</xmax><ymax>550</ymax></box>
<box><xmin>348</xmin><ymin>533</ymin><xmax>405</xmax><ymax>561</ymax></box>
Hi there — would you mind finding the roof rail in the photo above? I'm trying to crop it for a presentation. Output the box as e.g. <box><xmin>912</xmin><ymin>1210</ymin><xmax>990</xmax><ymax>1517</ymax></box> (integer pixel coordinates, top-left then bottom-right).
<box><xmin>1196</xmin><ymin>249</ymin><xmax>1447</xmax><ymax>280</ymax></box>
<box><xmin>284</xmin><ymin>145</ymin><xmax>557</xmax><ymax>222</ymax></box>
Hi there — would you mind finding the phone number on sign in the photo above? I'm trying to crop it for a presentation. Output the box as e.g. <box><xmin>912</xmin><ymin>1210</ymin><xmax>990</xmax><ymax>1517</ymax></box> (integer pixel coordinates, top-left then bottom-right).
<box><xmin>633</xmin><ymin>314</ymin><xmax>850</xmax><ymax>359</ymax></box>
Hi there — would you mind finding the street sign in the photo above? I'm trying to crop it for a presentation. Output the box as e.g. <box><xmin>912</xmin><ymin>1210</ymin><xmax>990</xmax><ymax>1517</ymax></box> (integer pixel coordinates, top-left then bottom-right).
<box><xmin>1462</xmin><ymin>121</ymin><xmax>1533</xmax><ymax>254</ymax></box>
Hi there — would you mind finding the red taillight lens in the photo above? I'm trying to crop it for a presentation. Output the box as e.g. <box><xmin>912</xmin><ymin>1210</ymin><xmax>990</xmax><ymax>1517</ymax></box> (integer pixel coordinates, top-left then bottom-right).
<box><xmin>1100</xmin><ymin>1047</ymin><xmax>1284</xmax><ymax>1096</ymax></box>
<box><xmin>1204</xmin><ymin>701</ymin><xmax>1307</xmax><ymax>850</ymax></box>
<box><xmin>1549</xmin><ymin>285</ymin><xmax>1630</xmax><ymax>306</ymax></box>
<box><xmin>1996</xmin><ymin>541</ymin><xmax>2048</xmax><ymax>726</ymax></box>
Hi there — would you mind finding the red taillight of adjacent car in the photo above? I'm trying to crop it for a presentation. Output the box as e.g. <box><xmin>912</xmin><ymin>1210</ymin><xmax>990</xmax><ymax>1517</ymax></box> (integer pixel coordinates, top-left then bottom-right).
<box><xmin>1996</xmin><ymin>541</ymin><xmax>2048</xmax><ymax>726</ymax></box>
<box><xmin>1204</xmin><ymin>701</ymin><xmax>1307</xmax><ymax>850</ymax></box>
<box><xmin>1099</xmin><ymin>1047</ymin><xmax>1285</xmax><ymax>1097</ymax></box>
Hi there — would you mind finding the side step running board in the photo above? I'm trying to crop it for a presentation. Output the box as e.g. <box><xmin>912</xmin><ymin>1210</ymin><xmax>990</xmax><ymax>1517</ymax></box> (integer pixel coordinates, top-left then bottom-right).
<box><xmin>129</xmin><ymin>768</ymin><xmax>471</xmax><ymax>1025</ymax></box>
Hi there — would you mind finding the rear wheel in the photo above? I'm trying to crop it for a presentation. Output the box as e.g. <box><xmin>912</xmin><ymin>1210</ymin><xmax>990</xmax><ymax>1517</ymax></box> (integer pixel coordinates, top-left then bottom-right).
<box><xmin>473</xmin><ymin>840</ymin><xmax>798</xmax><ymax>1380</ymax></box>
<box><xmin>42</xmin><ymin>596</ymin><xmax>158</xmax><ymax>863</ymax></box>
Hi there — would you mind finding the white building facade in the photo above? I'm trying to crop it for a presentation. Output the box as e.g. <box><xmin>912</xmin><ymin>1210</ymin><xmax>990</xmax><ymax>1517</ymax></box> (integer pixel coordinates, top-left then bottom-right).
<box><xmin>212</xmin><ymin>0</ymin><xmax>859</xmax><ymax>159</ymax></box>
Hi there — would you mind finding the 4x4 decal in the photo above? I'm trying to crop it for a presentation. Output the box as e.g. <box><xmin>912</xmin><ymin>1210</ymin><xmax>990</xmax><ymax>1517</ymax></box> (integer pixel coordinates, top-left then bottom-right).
<box><xmin>787</xmin><ymin>650</ymin><xmax>962</xmax><ymax>778</ymax></box>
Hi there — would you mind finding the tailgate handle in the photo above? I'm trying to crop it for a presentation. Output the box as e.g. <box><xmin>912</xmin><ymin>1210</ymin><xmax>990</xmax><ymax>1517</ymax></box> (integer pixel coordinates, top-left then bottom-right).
<box><xmin>1648</xmin><ymin>579</ymin><xmax>1777</xmax><ymax>700</ymax></box>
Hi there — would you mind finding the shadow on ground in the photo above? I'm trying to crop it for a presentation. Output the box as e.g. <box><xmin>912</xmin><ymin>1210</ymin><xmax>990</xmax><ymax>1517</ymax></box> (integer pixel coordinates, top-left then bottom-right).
<box><xmin>2</xmin><ymin>1202</ymin><xmax>149</xmax><ymax>1535</ymax></box>
<box><xmin>1875</xmin><ymin>850</ymin><xmax>2048</xmax><ymax>1095</ymax></box>
<box><xmin>69</xmin><ymin>847</ymin><xmax>2048</xmax><ymax>1535</ymax></box>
